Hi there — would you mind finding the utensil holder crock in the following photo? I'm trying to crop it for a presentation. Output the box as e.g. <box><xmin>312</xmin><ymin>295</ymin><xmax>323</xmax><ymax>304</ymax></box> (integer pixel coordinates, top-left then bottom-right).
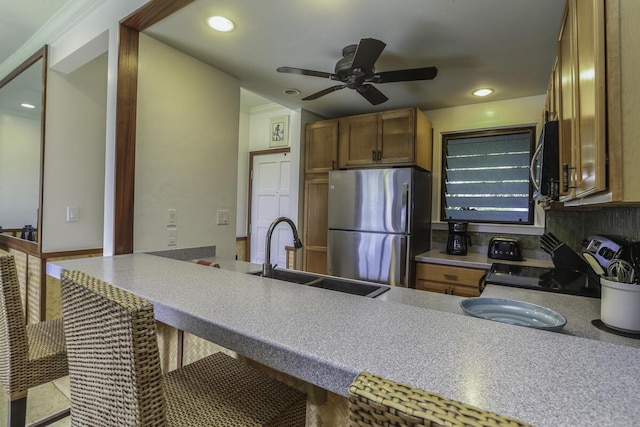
<box><xmin>601</xmin><ymin>277</ymin><xmax>640</xmax><ymax>333</ymax></box>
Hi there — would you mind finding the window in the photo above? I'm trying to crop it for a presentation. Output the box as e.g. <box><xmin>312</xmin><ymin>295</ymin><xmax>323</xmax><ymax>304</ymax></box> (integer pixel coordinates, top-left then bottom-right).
<box><xmin>441</xmin><ymin>126</ymin><xmax>535</xmax><ymax>224</ymax></box>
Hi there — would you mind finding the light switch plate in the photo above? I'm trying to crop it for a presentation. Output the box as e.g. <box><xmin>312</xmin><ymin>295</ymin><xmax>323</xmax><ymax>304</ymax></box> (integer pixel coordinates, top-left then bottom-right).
<box><xmin>216</xmin><ymin>209</ymin><xmax>230</xmax><ymax>225</ymax></box>
<box><xmin>167</xmin><ymin>209</ymin><xmax>177</xmax><ymax>226</ymax></box>
<box><xmin>66</xmin><ymin>206</ymin><xmax>79</xmax><ymax>222</ymax></box>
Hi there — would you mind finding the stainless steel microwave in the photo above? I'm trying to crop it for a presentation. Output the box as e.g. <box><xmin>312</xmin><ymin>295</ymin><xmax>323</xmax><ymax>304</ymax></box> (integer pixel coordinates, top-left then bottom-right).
<box><xmin>530</xmin><ymin>120</ymin><xmax>559</xmax><ymax>202</ymax></box>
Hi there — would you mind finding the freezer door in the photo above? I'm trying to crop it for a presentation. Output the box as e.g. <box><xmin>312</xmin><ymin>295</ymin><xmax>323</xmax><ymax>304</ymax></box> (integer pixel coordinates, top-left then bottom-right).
<box><xmin>327</xmin><ymin>230</ymin><xmax>409</xmax><ymax>286</ymax></box>
<box><xmin>328</xmin><ymin>168</ymin><xmax>411</xmax><ymax>233</ymax></box>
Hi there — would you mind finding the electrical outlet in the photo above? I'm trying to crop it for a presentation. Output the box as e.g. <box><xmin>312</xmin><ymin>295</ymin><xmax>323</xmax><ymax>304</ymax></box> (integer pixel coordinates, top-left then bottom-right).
<box><xmin>168</xmin><ymin>228</ymin><xmax>177</xmax><ymax>246</ymax></box>
<box><xmin>167</xmin><ymin>209</ymin><xmax>177</xmax><ymax>226</ymax></box>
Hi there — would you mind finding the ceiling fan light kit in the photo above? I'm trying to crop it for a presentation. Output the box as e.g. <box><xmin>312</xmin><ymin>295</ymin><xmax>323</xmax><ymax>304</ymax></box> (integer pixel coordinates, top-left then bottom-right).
<box><xmin>277</xmin><ymin>37</ymin><xmax>437</xmax><ymax>105</ymax></box>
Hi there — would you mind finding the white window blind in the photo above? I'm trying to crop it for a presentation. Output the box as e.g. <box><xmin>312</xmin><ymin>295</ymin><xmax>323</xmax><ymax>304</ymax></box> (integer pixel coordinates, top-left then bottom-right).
<box><xmin>441</xmin><ymin>127</ymin><xmax>535</xmax><ymax>224</ymax></box>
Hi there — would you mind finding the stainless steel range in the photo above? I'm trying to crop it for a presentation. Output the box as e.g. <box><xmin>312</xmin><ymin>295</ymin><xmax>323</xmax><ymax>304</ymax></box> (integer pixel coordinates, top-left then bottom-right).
<box><xmin>484</xmin><ymin>263</ymin><xmax>600</xmax><ymax>298</ymax></box>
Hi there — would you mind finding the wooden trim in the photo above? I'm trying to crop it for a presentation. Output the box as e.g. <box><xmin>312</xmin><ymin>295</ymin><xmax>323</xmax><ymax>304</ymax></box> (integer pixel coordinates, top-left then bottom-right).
<box><xmin>39</xmin><ymin>258</ymin><xmax>47</xmax><ymax>321</ymax></box>
<box><xmin>0</xmin><ymin>234</ymin><xmax>39</xmax><ymax>256</ymax></box>
<box><xmin>41</xmin><ymin>248</ymin><xmax>103</xmax><ymax>259</ymax></box>
<box><xmin>113</xmin><ymin>24</ymin><xmax>139</xmax><ymax>255</ymax></box>
<box><xmin>177</xmin><ymin>329</ymin><xmax>184</xmax><ymax>368</ymax></box>
<box><xmin>121</xmin><ymin>0</ymin><xmax>195</xmax><ymax>30</ymax></box>
<box><xmin>246</xmin><ymin>148</ymin><xmax>291</xmax><ymax>260</ymax></box>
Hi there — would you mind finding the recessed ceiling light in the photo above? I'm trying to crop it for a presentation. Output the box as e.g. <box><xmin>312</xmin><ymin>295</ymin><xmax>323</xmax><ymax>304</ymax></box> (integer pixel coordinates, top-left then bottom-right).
<box><xmin>472</xmin><ymin>88</ymin><xmax>494</xmax><ymax>97</ymax></box>
<box><xmin>20</xmin><ymin>103</ymin><xmax>36</xmax><ymax>109</ymax></box>
<box><xmin>283</xmin><ymin>88</ymin><xmax>301</xmax><ymax>96</ymax></box>
<box><xmin>207</xmin><ymin>16</ymin><xmax>235</xmax><ymax>32</ymax></box>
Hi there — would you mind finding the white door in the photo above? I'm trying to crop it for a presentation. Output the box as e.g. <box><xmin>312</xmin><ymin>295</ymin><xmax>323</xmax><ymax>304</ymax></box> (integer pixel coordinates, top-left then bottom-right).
<box><xmin>250</xmin><ymin>152</ymin><xmax>291</xmax><ymax>267</ymax></box>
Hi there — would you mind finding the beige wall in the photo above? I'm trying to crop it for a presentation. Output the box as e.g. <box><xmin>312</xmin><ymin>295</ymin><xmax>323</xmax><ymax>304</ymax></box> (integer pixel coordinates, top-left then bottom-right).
<box><xmin>41</xmin><ymin>53</ymin><xmax>107</xmax><ymax>252</ymax></box>
<box><xmin>134</xmin><ymin>34</ymin><xmax>240</xmax><ymax>259</ymax></box>
<box><xmin>425</xmin><ymin>94</ymin><xmax>547</xmax><ymax>232</ymax></box>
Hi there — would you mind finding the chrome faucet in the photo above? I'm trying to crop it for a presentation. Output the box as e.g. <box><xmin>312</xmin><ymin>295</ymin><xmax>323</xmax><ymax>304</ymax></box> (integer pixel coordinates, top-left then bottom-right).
<box><xmin>262</xmin><ymin>217</ymin><xmax>303</xmax><ymax>278</ymax></box>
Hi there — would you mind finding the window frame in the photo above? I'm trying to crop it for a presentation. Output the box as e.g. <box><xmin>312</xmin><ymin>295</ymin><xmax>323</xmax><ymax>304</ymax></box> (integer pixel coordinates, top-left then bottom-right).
<box><xmin>439</xmin><ymin>125</ymin><xmax>536</xmax><ymax>225</ymax></box>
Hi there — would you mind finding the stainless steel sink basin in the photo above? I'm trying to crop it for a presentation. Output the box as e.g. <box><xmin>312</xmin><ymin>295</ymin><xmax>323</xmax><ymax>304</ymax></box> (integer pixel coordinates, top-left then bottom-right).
<box><xmin>248</xmin><ymin>269</ymin><xmax>389</xmax><ymax>298</ymax></box>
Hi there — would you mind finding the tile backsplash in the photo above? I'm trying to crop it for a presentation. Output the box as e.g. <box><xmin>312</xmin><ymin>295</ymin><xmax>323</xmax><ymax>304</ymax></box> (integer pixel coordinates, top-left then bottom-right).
<box><xmin>431</xmin><ymin>206</ymin><xmax>640</xmax><ymax>259</ymax></box>
<box><xmin>545</xmin><ymin>206</ymin><xmax>640</xmax><ymax>251</ymax></box>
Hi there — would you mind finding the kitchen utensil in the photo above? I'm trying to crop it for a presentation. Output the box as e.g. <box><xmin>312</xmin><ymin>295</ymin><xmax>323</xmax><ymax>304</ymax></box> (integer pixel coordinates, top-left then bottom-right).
<box><xmin>583</xmin><ymin>252</ymin><xmax>605</xmax><ymax>276</ymax></box>
<box><xmin>601</xmin><ymin>276</ymin><xmax>640</xmax><ymax>333</ymax></box>
<box><xmin>606</xmin><ymin>259</ymin><xmax>636</xmax><ymax>284</ymax></box>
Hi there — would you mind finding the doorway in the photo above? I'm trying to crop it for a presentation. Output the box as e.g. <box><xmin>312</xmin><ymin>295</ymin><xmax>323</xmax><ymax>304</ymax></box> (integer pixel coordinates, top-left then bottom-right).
<box><xmin>248</xmin><ymin>148</ymin><xmax>292</xmax><ymax>266</ymax></box>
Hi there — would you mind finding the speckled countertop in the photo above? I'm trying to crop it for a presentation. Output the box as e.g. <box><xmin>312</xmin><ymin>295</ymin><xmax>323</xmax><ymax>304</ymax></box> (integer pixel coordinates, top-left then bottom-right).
<box><xmin>47</xmin><ymin>254</ymin><xmax>640</xmax><ymax>427</ymax></box>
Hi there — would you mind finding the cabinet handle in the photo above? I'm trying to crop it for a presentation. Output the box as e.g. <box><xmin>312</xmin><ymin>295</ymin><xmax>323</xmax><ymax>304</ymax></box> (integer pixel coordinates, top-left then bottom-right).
<box><xmin>444</xmin><ymin>274</ymin><xmax>458</xmax><ymax>281</ymax></box>
<box><xmin>371</xmin><ymin>150</ymin><xmax>376</xmax><ymax>161</ymax></box>
<box><xmin>562</xmin><ymin>163</ymin><xmax>576</xmax><ymax>192</ymax></box>
<box><xmin>377</xmin><ymin>150</ymin><xmax>382</xmax><ymax>161</ymax></box>
<box><xmin>331</xmin><ymin>160</ymin><xmax>336</xmax><ymax>170</ymax></box>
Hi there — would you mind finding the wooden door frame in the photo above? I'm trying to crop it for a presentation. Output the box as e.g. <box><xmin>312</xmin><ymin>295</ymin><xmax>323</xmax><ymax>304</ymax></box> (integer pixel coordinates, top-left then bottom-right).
<box><xmin>246</xmin><ymin>147</ymin><xmax>290</xmax><ymax>261</ymax></box>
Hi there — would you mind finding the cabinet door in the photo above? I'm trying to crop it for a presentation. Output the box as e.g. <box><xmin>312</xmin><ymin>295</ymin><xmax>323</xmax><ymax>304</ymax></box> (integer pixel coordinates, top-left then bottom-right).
<box><xmin>558</xmin><ymin>3</ymin><xmax>576</xmax><ymax>200</ymax></box>
<box><xmin>338</xmin><ymin>114</ymin><xmax>379</xmax><ymax>169</ymax></box>
<box><xmin>302</xmin><ymin>178</ymin><xmax>328</xmax><ymax>274</ymax></box>
<box><xmin>378</xmin><ymin>108</ymin><xmax>416</xmax><ymax>166</ymax></box>
<box><xmin>573</xmin><ymin>0</ymin><xmax>606</xmax><ymax>197</ymax></box>
<box><xmin>305</xmin><ymin>120</ymin><xmax>338</xmax><ymax>174</ymax></box>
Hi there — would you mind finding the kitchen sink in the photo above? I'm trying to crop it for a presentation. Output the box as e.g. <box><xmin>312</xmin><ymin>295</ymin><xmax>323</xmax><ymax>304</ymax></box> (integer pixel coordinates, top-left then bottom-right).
<box><xmin>248</xmin><ymin>269</ymin><xmax>389</xmax><ymax>298</ymax></box>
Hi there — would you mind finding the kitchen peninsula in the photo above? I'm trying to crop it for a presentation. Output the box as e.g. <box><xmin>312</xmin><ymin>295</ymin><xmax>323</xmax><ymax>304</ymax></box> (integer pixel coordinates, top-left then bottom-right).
<box><xmin>47</xmin><ymin>254</ymin><xmax>640</xmax><ymax>427</ymax></box>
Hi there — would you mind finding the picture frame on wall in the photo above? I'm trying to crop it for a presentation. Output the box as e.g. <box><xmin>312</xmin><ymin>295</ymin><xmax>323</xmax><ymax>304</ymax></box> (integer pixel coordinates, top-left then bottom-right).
<box><xmin>269</xmin><ymin>115</ymin><xmax>289</xmax><ymax>147</ymax></box>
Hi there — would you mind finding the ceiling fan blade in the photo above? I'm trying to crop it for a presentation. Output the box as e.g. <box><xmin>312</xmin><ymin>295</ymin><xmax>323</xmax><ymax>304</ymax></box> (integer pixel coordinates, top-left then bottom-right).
<box><xmin>302</xmin><ymin>84</ymin><xmax>347</xmax><ymax>100</ymax></box>
<box><xmin>372</xmin><ymin>66</ymin><xmax>438</xmax><ymax>83</ymax></box>
<box><xmin>277</xmin><ymin>66</ymin><xmax>336</xmax><ymax>80</ymax></box>
<box><xmin>351</xmin><ymin>38</ymin><xmax>386</xmax><ymax>73</ymax></box>
<box><xmin>356</xmin><ymin>84</ymin><xmax>388</xmax><ymax>105</ymax></box>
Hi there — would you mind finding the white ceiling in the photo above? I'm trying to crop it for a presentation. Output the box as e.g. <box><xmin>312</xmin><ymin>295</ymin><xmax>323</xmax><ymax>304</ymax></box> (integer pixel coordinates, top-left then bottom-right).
<box><xmin>145</xmin><ymin>0</ymin><xmax>567</xmax><ymax>118</ymax></box>
<box><xmin>2</xmin><ymin>0</ymin><xmax>567</xmax><ymax>118</ymax></box>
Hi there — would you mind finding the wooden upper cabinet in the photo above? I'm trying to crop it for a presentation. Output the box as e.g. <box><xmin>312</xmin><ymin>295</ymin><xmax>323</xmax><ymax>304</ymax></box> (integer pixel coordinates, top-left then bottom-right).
<box><xmin>378</xmin><ymin>109</ymin><xmax>415</xmax><ymax>165</ymax></box>
<box><xmin>338</xmin><ymin>113</ymin><xmax>379</xmax><ymax>168</ymax></box>
<box><xmin>573</xmin><ymin>0</ymin><xmax>606</xmax><ymax>198</ymax></box>
<box><xmin>305</xmin><ymin>120</ymin><xmax>338</xmax><ymax>174</ymax></box>
<box><xmin>558</xmin><ymin>3</ymin><xmax>576</xmax><ymax>200</ymax></box>
<box><xmin>557</xmin><ymin>0</ymin><xmax>607</xmax><ymax>201</ymax></box>
<box><xmin>338</xmin><ymin>107</ymin><xmax>432</xmax><ymax>170</ymax></box>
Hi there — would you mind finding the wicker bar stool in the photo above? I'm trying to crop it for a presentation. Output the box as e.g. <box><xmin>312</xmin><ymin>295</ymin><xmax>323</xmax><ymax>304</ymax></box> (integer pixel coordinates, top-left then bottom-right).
<box><xmin>60</xmin><ymin>270</ymin><xmax>306</xmax><ymax>426</ymax></box>
<box><xmin>0</xmin><ymin>249</ymin><xmax>70</xmax><ymax>427</ymax></box>
<box><xmin>348</xmin><ymin>372</ymin><xmax>534</xmax><ymax>427</ymax></box>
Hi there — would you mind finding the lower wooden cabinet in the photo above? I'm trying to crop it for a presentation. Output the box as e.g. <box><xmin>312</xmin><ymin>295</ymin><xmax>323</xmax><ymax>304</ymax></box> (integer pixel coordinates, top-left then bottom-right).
<box><xmin>414</xmin><ymin>262</ymin><xmax>486</xmax><ymax>297</ymax></box>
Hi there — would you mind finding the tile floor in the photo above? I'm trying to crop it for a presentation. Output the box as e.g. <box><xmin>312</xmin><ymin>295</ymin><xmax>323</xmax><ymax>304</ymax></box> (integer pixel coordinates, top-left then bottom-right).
<box><xmin>0</xmin><ymin>377</ymin><xmax>71</xmax><ymax>427</ymax></box>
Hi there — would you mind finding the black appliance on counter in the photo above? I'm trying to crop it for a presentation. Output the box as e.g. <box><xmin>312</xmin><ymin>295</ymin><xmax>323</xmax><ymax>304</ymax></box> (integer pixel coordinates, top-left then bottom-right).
<box><xmin>582</xmin><ymin>234</ymin><xmax>640</xmax><ymax>271</ymax></box>
<box><xmin>484</xmin><ymin>263</ymin><xmax>600</xmax><ymax>298</ymax></box>
<box><xmin>446</xmin><ymin>222</ymin><xmax>470</xmax><ymax>256</ymax></box>
<box><xmin>488</xmin><ymin>237</ymin><xmax>523</xmax><ymax>261</ymax></box>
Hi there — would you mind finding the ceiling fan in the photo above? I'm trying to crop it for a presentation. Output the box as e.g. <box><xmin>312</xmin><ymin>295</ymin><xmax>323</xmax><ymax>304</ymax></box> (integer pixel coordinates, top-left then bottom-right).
<box><xmin>277</xmin><ymin>38</ymin><xmax>437</xmax><ymax>105</ymax></box>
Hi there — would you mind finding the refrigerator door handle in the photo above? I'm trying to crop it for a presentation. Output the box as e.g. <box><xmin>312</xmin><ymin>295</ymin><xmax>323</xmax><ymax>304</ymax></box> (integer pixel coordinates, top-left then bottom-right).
<box><xmin>399</xmin><ymin>236</ymin><xmax>408</xmax><ymax>286</ymax></box>
<box><xmin>402</xmin><ymin>183</ymin><xmax>409</xmax><ymax>234</ymax></box>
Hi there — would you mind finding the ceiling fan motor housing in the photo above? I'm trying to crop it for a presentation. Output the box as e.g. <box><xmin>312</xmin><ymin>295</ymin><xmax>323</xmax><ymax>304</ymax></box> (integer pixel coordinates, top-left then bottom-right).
<box><xmin>335</xmin><ymin>44</ymin><xmax>374</xmax><ymax>88</ymax></box>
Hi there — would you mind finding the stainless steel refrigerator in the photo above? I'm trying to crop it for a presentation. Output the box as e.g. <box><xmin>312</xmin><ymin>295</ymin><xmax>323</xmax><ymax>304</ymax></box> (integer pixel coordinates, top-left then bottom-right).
<box><xmin>327</xmin><ymin>167</ymin><xmax>432</xmax><ymax>287</ymax></box>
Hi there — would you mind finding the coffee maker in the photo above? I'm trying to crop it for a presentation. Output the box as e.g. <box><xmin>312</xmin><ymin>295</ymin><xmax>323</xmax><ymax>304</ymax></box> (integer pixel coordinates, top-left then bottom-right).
<box><xmin>446</xmin><ymin>222</ymin><xmax>471</xmax><ymax>255</ymax></box>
